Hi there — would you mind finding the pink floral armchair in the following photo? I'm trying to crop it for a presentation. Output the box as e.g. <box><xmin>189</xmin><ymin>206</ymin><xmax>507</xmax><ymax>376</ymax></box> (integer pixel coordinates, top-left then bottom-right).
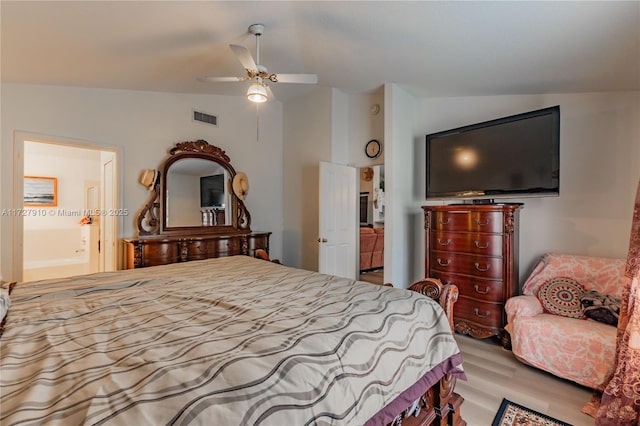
<box><xmin>505</xmin><ymin>253</ymin><xmax>625</xmax><ymax>390</ymax></box>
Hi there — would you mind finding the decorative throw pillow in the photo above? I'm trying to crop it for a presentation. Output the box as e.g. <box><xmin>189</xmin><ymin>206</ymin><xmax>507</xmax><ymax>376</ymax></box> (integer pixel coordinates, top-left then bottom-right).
<box><xmin>580</xmin><ymin>290</ymin><xmax>620</xmax><ymax>326</ymax></box>
<box><xmin>0</xmin><ymin>287</ymin><xmax>10</xmax><ymax>338</ymax></box>
<box><xmin>537</xmin><ymin>277</ymin><xmax>586</xmax><ymax>318</ymax></box>
<box><xmin>0</xmin><ymin>287</ymin><xmax>10</xmax><ymax>322</ymax></box>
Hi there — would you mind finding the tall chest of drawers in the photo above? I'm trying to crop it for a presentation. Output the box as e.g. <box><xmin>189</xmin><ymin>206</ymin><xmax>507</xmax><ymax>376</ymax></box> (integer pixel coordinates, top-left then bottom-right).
<box><xmin>422</xmin><ymin>204</ymin><xmax>521</xmax><ymax>346</ymax></box>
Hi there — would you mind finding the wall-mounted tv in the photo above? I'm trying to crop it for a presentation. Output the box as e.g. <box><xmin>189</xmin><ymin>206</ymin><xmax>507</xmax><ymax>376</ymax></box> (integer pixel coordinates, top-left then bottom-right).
<box><xmin>426</xmin><ymin>105</ymin><xmax>560</xmax><ymax>201</ymax></box>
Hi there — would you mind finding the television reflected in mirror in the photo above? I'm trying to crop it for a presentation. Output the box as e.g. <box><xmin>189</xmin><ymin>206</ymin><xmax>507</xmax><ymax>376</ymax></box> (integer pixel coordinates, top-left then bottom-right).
<box><xmin>426</xmin><ymin>105</ymin><xmax>560</xmax><ymax>202</ymax></box>
<box><xmin>200</xmin><ymin>174</ymin><xmax>225</xmax><ymax>208</ymax></box>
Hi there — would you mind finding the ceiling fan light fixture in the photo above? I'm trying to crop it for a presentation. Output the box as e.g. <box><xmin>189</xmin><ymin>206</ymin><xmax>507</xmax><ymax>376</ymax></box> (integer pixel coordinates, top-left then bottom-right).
<box><xmin>247</xmin><ymin>82</ymin><xmax>268</xmax><ymax>103</ymax></box>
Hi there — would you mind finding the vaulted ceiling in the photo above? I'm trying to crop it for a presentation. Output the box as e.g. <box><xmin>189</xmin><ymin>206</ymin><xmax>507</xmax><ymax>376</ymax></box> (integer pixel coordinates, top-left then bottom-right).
<box><xmin>2</xmin><ymin>1</ymin><xmax>639</xmax><ymax>102</ymax></box>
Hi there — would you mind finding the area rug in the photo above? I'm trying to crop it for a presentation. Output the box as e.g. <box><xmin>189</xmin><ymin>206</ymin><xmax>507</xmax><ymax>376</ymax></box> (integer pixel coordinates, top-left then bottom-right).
<box><xmin>492</xmin><ymin>398</ymin><xmax>572</xmax><ymax>426</ymax></box>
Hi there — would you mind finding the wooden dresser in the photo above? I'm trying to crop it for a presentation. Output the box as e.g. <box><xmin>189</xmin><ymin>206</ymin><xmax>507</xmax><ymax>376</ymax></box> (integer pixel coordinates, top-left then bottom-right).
<box><xmin>125</xmin><ymin>140</ymin><xmax>273</xmax><ymax>270</ymax></box>
<box><xmin>422</xmin><ymin>204</ymin><xmax>521</xmax><ymax>346</ymax></box>
<box><xmin>123</xmin><ymin>232</ymin><xmax>271</xmax><ymax>269</ymax></box>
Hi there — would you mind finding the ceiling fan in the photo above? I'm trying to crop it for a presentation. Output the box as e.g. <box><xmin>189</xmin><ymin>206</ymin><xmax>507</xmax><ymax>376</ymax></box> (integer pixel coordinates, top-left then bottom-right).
<box><xmin>198</xmin><ymin>24</ymin><xmax>317</xmax><ymax>103</ymax></box>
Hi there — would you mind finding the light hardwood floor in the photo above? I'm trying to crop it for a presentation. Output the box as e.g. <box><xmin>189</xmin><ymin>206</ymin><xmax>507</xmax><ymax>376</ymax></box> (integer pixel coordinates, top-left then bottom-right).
<box><xmin>359</xmin><ymin>270</ymin><xmax>384</xmax><ymax>285</ymax></box>
<box><xmin>455</xmin><ymin>334</ymin><xmax>595</xmax><ymax>425</ymax></box>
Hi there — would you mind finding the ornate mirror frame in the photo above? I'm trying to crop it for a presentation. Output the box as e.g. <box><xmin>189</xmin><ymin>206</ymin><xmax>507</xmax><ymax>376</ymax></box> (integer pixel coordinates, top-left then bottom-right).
<box><xmin>134</xmin><ymin>140</ymin><xmax>251</xmax><ymax>237</ymax></box>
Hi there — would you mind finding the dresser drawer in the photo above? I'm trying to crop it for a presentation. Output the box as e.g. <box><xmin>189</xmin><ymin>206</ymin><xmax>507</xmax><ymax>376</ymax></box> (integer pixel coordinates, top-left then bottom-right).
<box><xmin>431</xmin><ymin>231</ymin><xmax>503</xmax><ymax>256</ymax></box>
<box><xmin>185</xmin><ymin>240</ymin><xmax>208</xmax><ymax>260</ymax></box>
<box><xmin>429</xmin><ymin>272</ymin><xmax>503</xmax><ymax>302</ymax></box>
<box><xmin>430</xmin><ymin>252</ymin><xmax>503</xmax><ymax>280</ymax></box>
<box><xmin>143</xmin><ymin>242</ymin><xmax>179</xmax><ymax>266</ymax></box>
<box><xmin>432</xmin><ymin>211</ymin><xmax>503</xmax><ymax>233</ymax></box>
<box><xmin>206</xmin><ymin>238</ymin><xmax>243</xmax><ymax>257</ymax></box>
<box><xmin>455</xmin><ymin>297</ymin><xmax>503</xmax><ymax>328</ymax></box>
<box><xmin>249</xmin><ymin>234</ymin><xmax>269</xmax><ymax>250</ymax></box>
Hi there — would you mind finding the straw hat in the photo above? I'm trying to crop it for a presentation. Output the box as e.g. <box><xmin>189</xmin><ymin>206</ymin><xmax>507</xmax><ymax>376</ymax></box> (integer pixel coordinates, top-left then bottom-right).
<box><xmin>232</xmin><ymin>172</ymin><xmax>250</xmax><ymax>200</ymax></box>
<box><xmin>140</xmin><ymin>169</ymin><xmax>158</xmax><ymax>189</ymax></box>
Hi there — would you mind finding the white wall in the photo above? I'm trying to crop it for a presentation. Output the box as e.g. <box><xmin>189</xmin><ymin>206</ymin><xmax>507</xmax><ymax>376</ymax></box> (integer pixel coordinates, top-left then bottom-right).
<box><xmin>347</xmin><ymin>89</ymin><xmax>385</xmax><ymax>168</ymax></box>
<box><xmin>411</xmin><ymin>91</ymin><xmax>640</xmax><ymax>286</ymax></box>
<box><xmin>282</xmin><ymin>87</ymin><xmax>333</xmax><ymax>270</ymax></box>
<box><xmin>384</xmin><ymin>84</ymin><xmax>420</xmax><ymax>289</ymax></box>
<box><xmin>166</xmin><ymin>172</ymin><xmax>201</xmax><ymax>227</ymax></box>
<box><xmin>1</xmin><ymin>83</ymin><xmax>284</xmax><ymax>281</ymax></box>
<box><xmin>23</xmin><ymin>141</ymin><xmax>102</xmax><ymax>230</ymax></box>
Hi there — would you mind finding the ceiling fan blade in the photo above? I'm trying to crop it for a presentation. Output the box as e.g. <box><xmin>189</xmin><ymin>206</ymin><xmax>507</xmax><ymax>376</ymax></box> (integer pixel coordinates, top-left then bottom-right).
<box><xmin>197</xmin><ymin>76</ymin><xmax>246</xmax><ymax>83</ymax></box>
<box><xmin>273</xmin><ymin>74</ymin><xmax>318</xmax><ymax>84</ymax></box>
<box><xmin>229</xmin><ymin>44</ymin><xmax>257</xmax><ymax>71</ymax></box>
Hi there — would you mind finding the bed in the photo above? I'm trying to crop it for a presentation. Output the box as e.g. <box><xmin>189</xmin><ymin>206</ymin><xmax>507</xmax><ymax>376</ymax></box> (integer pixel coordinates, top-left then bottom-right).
<box><xmin>0</xmin><ymin>255</ymin><xmax>465</xmax><ymax>425</ymax></box>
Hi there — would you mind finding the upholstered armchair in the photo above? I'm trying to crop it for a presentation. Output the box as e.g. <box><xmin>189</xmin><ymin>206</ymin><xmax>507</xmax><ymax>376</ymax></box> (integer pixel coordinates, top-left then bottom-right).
<box><xmin>371</xmin><ymin>227</ymin><xmax>384</xmax><ymax>269</ymax></box>
<box><xmin>505</xmin><ymin>252</ymin><xmax>625</xmax><ymax>390</ymax></box>
<box><xmin>359</xmin><ymin>227</ymin><xmax>377</xmax><ymax>272</ymax></box>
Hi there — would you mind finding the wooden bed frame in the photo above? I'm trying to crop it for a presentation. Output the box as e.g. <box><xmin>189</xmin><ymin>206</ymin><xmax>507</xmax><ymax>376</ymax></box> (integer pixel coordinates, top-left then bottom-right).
<box><xmin>395</xmin><ymin>278</ymin><xmax>466</xmax><ymax>426</ymax></box>
<box><xmin>254</xmin><ymin>252</ymin><xmax>465</xmax><ymax>425</ymax></box>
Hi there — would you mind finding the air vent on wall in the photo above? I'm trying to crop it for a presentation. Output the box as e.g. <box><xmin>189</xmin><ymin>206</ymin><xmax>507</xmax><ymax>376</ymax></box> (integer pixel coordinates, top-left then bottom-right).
<box><xmin>193</xmin><ymin>110</ymin><xmax>218</xmax><ymax>126</ymax></box>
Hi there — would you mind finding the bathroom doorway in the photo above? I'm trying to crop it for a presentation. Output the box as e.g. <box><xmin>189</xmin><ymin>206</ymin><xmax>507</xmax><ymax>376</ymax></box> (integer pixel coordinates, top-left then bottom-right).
<box><xmin>13</xmin><ymin>134</ymin><xmax>119</xmax><ymax>282</ymax></box>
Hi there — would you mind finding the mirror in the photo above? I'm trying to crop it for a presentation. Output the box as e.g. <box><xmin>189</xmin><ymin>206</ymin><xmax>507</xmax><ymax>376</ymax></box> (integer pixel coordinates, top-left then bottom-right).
<box><xmin>165</xmin><ymin>158</ymin><xmax>231</xmax><ymax>228</ymax></box>
<box><xmin>134</xmin><ymin>140</ymin><xmax>251</xmax><ymax>237</ymax></box>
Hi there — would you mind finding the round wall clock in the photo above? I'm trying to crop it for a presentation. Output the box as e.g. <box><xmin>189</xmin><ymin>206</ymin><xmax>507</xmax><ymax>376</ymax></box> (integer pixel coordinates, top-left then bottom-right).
<box><xmin>365</xmin><ymin>139</ymin><xmax>382</xmax><ymax>159</ymax></box>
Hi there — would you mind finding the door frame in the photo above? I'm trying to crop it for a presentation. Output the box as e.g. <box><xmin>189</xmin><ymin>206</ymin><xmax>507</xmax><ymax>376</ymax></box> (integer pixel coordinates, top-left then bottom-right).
<box><xmin>11</xmin><ymin>131</ymin><xmax>123</xmax><ymax>281</ymax></box>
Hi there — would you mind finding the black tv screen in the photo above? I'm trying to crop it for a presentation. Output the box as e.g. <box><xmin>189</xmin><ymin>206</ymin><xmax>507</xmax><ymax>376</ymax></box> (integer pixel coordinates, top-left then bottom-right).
<box><xmin>426</xmin><ymin>106</ymin><xmax>560</xmax><ymax>201</ymax></box>
<box><xmin>200</xmin><ymin>174</ymin><xmax>225</xmax><ymax>207</ymax></box>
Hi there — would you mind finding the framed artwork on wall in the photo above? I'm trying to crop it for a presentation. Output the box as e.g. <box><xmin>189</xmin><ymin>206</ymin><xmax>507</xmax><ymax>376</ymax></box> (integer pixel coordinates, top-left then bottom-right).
<box><xmin>24</xmin><ymin>176</ymin><xmax>58</xmax><ymax>207</ymax></box>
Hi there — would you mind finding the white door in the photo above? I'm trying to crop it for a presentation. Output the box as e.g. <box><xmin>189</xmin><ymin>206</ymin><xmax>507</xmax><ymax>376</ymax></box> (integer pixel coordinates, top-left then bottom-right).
<box><xmin>319</xmin><ymin>162</ymin><xmax>357</xmax><ymax>279</ymax></box>
<box><xmin>101</xmin><ymin>156</ymin><xmax>116</xmax><ymax>272</ymax></box>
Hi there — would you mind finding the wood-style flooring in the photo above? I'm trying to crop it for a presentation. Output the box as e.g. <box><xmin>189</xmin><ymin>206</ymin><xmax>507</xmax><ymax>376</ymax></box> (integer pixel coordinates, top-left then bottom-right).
<box><xmin>455</xmin><ymin>334</ymin><xmax>595</xmax><ymax>426</ymax></box>
<box><xmin>358</xmin><ymin>271</ymin><xmax>595</xmax><ymax>424</ymax></box>
<box><xmin>359</xmin><ymin>270</ymin><xmax>384</xmax><ymax>285</ymax></box>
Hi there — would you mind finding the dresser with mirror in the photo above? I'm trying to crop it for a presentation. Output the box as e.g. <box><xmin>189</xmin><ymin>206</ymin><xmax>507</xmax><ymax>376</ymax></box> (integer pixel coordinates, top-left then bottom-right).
<box><xmin>124</xmin><ymin>140</ymin><xmax>271</xmax><ymax>269</ymax></box>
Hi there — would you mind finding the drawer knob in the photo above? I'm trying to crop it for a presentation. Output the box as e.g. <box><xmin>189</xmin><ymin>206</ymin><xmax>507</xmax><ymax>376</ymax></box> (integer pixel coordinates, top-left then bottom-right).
<box><xmin>474</xmin><ymin>308</ymin><xmax>491</xmax><ymax>318</ymax></box>
<box><xmin>473</xmin><ymin>284</ymin><xmax>491</xmax><ymax>294</ymax></box>
<box><xmin>437</xmin><ymin>258</ymin><xmax>451</xmax><ymax>266</ymax></box>
<box><xmin>474</xmin><ymin>218</ymin><xmax>490</xmax><ymax>226</ymax></box>
<box><xmin>474</xmin><ymin>262</ymin><xmax>491</xmax><ymax>272</ymax></box>
<box><xmin>474</xmin><ymin>240</ymin><xmax>490</xmax><ymax>249</ymax></box>
<box><xmin>437</xmin><ymin>238</ymin><xmax>452</xmax><ymax>246</ymax></box>
<box><xmin>438</xmin><ymin>218</ymin><xmax>452</xmax><ymax>225</ymax></box>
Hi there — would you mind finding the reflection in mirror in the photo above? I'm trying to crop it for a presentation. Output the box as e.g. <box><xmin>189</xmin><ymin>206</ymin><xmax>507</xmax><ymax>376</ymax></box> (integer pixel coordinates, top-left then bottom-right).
<box><xmin>165</xmin><ymin>158</ymin><xmax>231</xmax><ymax>228</ymax></box>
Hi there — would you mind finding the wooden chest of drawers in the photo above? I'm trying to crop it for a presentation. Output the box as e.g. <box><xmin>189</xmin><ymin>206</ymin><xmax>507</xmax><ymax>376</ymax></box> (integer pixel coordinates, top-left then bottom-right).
<box><xmin>123</xmin><ymin>232</ymin><xmax>271</xmax><ymax>269</ymax></box>
<box><xmin>423</xmin><ymin>204</ymin><xmax>521</xmax><ymax>345</ymax></box>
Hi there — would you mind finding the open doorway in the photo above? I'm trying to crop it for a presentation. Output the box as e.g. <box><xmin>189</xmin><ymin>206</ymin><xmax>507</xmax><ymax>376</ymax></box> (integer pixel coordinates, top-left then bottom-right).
<box><xmin>13</xmin><ymin>135</ymin><xmax>119</xmax><ymax>282</ymax></box>
<box><xmin>358</xmin><ymin>165</ymin><xmax>385</xmax><ymax>285</ymax></box>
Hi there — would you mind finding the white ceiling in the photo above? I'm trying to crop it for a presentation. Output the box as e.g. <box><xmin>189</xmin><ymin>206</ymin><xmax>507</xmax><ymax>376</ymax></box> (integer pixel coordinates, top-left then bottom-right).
<box><xmin>2</xmin><ymin>1</ymin><xmax>639</xmax><ymax>102</ymax></box>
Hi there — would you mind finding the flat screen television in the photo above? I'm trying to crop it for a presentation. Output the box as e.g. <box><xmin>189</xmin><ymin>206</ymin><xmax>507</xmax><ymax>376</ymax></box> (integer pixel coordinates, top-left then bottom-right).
<box><xmin>360</xmin><ymin>193</ymin><xmax>369</xmax><ymax>225</ymax></box>
<box><xmin>426</xmin><ymin>105</ymin><xmax>560</xmax><ymax>201</ymax></box>
<box><xmin>200</xmin><ymin>174</ymin><xmax>225</xmax><ymax>208</ymax></box>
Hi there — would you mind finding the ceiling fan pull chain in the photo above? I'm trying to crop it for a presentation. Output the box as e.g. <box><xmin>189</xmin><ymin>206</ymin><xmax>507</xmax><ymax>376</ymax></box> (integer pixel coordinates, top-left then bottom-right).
<box><xmin>256</xmin><ymin>103</ymin><xmax>260</xmax><ymax>142</ymax></box>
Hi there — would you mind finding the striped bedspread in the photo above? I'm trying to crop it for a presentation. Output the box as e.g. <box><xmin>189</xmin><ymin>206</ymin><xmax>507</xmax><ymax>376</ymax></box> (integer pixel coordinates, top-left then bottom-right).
<box><xmin>1</xmin><ymin>256</ymin><xmax>464</xmax><ymax>425</ymax></box>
